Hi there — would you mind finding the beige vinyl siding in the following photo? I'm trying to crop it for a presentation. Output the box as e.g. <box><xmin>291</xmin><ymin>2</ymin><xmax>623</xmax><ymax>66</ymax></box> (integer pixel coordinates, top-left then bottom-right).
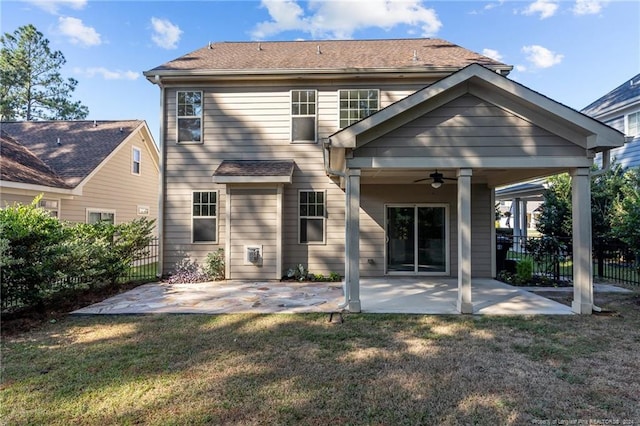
<box><xmin>355</xmin><ymin>95</ymin><xmax>586</xmax><ymax>159</ymax></box>
<box><xmin>0</xmin><ymin>192</ymin><xmax>43</xmax><ymax>207</ymax></box>
<box><xmin>359</xmin><ymin>184</ymin><xmax>492</xmax><ymax>278</ymax></box>
<box><xmin>228</xmin><ymin>188</ymin><xmax>277</xmax><ymax>279</ymax></box>
<box><xmin>161</xmin><ymin>80</ymin><xmax>433</xmax><ymax>275</ymax></box>
<box><xmin>60</xmin><ymin>130</ymin><xmax>159</xmax><ymax>226</ymax></box>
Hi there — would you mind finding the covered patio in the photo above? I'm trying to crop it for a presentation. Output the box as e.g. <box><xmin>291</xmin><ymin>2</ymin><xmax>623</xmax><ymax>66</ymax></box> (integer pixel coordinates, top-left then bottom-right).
<box><xmin>326</xmin><ymin>64</ymin><xmax>625</xmax><ymax>315</ymax></box>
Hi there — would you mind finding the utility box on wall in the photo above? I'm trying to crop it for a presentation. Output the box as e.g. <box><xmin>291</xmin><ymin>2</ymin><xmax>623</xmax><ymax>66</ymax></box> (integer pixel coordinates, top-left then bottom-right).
<box><xmin>244</xmin><ymin>245</ymin><xmax>263</xmax><ymax>266</ymax></box>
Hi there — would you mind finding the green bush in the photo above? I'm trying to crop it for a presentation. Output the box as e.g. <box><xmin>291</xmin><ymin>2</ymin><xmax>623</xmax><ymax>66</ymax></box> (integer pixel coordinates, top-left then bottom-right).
<box><xmin>1</xmin><ymin>196</ymin><xmax>156</xmax><ymax>311</ymax></box>
<box><xmin>203</xmin><ymin>248</ymin><xmax>225</xmax><ymax>280</ymax></box>
<box><xmin>515</xmin><ymin>258</ymin><xmax>534</xmax><ymax>285</ymax></box>
<box><xmin>0</xmin><ymin>197</ymin><xmax>69</xmax><ymax>306</ymax></box>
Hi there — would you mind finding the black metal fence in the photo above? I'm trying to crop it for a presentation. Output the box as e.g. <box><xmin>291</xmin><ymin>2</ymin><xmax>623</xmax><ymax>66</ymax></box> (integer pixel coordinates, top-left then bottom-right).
<box><xmin>497</xmin><ymin>234</ymin><xmax>639</xmax><ymax>286</ymax></box>
<box><xmin>1</xmin><ymin>238</ymin><xmax>160</xmax><ymax>313</ymax></box>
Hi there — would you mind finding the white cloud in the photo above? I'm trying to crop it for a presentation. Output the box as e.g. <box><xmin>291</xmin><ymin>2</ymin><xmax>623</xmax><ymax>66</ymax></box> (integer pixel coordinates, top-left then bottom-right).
<box><xmin>515</xmin><ymin>64</ymin><xmax>527</xmax><ymax>72</ymax></box>
<box><xmin>573</xmin><ymin>0</ymin><xmax>608</xmax><ymax>15</ymax></box>
<box><xmin>74</xmin><ymin>67</ymin><xmax>139</xmax><ymax>80</ymax></box>
<box><xmin>58</xmin><ymin>16</ymin><xmax>101</xmax><ymax>46</ymax></box>
<box><xmin>522</xmin><ymin>0</ymin><xmax>558</xmax><ymax>19</ymax></box>
<box><xmin>522</xmin><ymin>45</ymin><xmax>564</xmax><ymax>68</ymax></box>
<box><xmin>26</xmin><ymin>0</ymin><xmax>86</xmax><ymax>14</ymax></box>
<box><xmin>252</xmin><ymin>0</ymin><xmax>442</xmax><ymax>39</ymax></box>
<box><xmin>150</xmin><ymin>17</ymin><xmax>182</xmax><ymax>49</ymax></box>
<box><xmin>482</xmin><ymin>48</ymin><xmax>503</xmax><ymax>62</ymax></box>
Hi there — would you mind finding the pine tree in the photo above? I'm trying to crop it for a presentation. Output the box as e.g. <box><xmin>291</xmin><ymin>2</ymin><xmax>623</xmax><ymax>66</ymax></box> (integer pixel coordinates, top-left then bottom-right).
<box><xmin>0</xmin><ymin>24</ymin><xmax>89</xmax><ymax>121</ymax></box>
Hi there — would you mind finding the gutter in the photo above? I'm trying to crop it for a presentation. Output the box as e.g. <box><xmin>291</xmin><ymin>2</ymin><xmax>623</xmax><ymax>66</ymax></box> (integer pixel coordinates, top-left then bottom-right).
<box><xmin>323</xmin><ymin>139</ymin><xmax>349</xmax><ymax>309</ymax></box>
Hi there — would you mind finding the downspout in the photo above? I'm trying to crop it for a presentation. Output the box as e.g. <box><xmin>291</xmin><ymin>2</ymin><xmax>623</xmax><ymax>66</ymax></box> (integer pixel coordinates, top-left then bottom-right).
<box><xmin>156</xmin><ymin>76</ymin><xmax>165</xmax><ymax>279</ymax></box>
<box><xmin>323</xmin><ymin>139</ymin><xmax>350</xmax><ymax>309</ymax></box>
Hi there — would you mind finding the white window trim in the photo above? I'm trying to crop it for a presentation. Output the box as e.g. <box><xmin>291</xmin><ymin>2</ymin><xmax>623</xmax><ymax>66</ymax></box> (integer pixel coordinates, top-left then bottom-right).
<box><xmin>625</xmin><ymin>110</ymin><xmax>640</xmax><ymax>137</ymax></box>
<box><xmin>176</xmin><ymin>90</ymin><xmax>203</xmax><ymax>144</ymax></box>
<box><xmin>86</xmin><ymin>208</ymin><xmax>116</xmax><ymax>225</ymax></box>
<box><xmin>290</xmin><ymin>89</ymin><xmax>318</xmax><ymax>144</ymax></box>
<box><xmin>191</xmin><ymin>190</ymin><xmax>218</xmax><ymax>244</ymax></box>
<box><xmin>132</xmin><ymin>146</ymin><xmax>141</xmax><ymax>175</ymax></box>
<box><xmin>38</xmin><ymin>198</ymin><xmax>61</xmax><ymax>218</ymax></box>
<box><xmin>337</xmin><ymin>88</ymin><xmax>380</xmax><ymax>129</ymax></box>
<box><xmin>298</xmin><ymin>189</ymin><xmax>326</xmax><ymax>245</ymax></box>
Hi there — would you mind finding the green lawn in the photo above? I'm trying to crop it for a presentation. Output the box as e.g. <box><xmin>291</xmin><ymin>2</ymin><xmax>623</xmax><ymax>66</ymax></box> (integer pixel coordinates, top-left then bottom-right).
<box><xmin>2</xmin><ymin>292</ymin><xmax>639</xmax><ymax>425</ymax></box>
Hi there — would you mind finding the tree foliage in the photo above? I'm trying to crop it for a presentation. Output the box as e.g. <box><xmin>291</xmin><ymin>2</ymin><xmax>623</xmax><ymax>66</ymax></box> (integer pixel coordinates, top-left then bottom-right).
<box><xmin>0</xmin><ymin>24</ymin><xmax>89</xmax><ymax>121</ymax></box>
<box><xmin>535</xmin><ymin>173</ymin><xmax>572</xmax><ymax>238</ymax></box>
<box><xmin>611</xmin><ymin>168</ymin><xmax>640</xmax><ymax>253</ymax></box>
<box><xmin>1</xmin><ymin>197</ymin><xmax>155</xmax><ymax>310</ymax></box>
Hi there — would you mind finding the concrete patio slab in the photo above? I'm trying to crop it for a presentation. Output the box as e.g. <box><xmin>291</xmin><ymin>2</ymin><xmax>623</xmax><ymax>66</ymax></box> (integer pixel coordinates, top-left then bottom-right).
<box><xmin>65</xmin><ymin>277</ymin><xmax>622</xmax><ymax>316</ymax></box>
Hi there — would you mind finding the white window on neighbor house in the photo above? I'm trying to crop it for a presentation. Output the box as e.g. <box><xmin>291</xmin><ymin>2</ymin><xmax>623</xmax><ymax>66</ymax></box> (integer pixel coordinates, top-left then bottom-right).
<box><xmin>626</xmin><ymin>111</ymin><xmax>640</xmax><ymax>137</ymax></box>
<box><xmin>38</xmin><ymin>199</ymin><xmax>59</xmax><ymax>218</ymax></box>
<box><xmin>291</xmin><ymin>89</ymin><xmax>317</xmax><ymax>143</ymax></box>
<box><xmin>87</xmin><ymin>209</ymin><xmax>116</xmax><ymax>225</ymax></box>
<box><xmin>192</xmin><ymin>191</ymin><xmax>217</xmax><ymax>243</ymax></box>
<box><xmin>299</xmin><ymin>190</ymin><xmax>325</xmax><ymax>244</ymax></box>
<box><xmin>132</xmin><ymin>147</ymin><xmax>141</xmax><ymax>175</ymax></box>
<box><xmin>177</xmin><ymin>91</ymin><xmax>202</xmax><ymax>143</ymax></box>
<box><xmin>338</xmin><ymin>89</ymin><xmax>379</xmax><ymax>128</ymax></box>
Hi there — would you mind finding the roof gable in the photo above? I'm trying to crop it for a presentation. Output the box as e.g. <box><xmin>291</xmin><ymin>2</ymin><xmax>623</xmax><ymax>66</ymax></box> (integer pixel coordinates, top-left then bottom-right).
<box><xmin>1</xmin><ymin>120</ymin><xmax>146</xmax><ymax>188</ymax></box>
<box><xmin>329</xmin><ymin>64</ymin><xmax>625</xmax><ymax>152</ymax></box>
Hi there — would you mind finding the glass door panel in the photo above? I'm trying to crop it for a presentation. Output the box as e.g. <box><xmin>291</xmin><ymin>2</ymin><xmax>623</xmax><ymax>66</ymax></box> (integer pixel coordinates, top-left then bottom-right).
<box><xmin>386</xmin><ymin>207</ymin><xmax>415</xmax><ymax>272</ymax></box>
<box><xmin>417</xmin><ymin>207</ymin><xmax>446</xmax><ymax>272</ymax></box>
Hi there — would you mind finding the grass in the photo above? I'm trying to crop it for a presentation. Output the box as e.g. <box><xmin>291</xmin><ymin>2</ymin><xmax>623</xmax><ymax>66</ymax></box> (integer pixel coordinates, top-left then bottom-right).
<box><xmin>2</xmin><ymin>292</ymin><xmax>640</xmax><ymax>425</ymax></box>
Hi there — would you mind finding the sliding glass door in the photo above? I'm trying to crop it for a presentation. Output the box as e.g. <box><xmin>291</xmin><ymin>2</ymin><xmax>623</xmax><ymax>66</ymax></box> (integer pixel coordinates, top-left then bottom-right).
<box><xmin>386</xmin><ymin>205</ymin><xmax>449</xmax><ymax>275</ymax></box>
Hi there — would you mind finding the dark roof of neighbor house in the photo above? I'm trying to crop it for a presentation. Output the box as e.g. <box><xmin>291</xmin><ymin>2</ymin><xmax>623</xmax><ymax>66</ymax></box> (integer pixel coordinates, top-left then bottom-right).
<box><xmin>1</xmin><ymin>120</ymin><xmax>144</xmax><ymax>188</ymax></box>
<box><xmin>0</xmin><ymin>130</ymin><xmax>70</xmax><ymax>189</ymax></box>
<box><xmin>213</xmin><ymin>160</ymin><xmax>295</xmax><ymax>177</ymax></box>
<box><xmin>145</xmin><ymin>38</ymin><xmax>511</xmax><ymax>76</ymax></box>
<box><xmin>581</xmin><ymin>73</ymin><xmax>640</xmax><ymax>117</ymax></box>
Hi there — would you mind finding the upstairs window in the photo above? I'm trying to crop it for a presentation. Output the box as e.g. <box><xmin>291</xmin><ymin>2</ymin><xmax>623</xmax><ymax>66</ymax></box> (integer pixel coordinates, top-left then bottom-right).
<box><xmin>339</xmin><ymin>89</ymin><xmax>379</xmax><ymax>128</ymax></box>
<box><xmin>132</xmin><ymin>147</ymin><xmax>141</xmax><ymax>175</ymax></box>
<box><xmin>299</xmin><ymin>190</ymin><xmax>325</xmax><ymax>244</ymax></box>
<box><xmin>192</xmin><ymin>191</ymin><xmax>217</xmax><ymax>243</ymax></box>
<box><xmin>177</xmin><ymin>91</ymin><xmax>202</xmax><ymax>143</ymax></box>
<box><xmin>627</xmin><ymin>111</ymin><xmax>640</xmax><ymax>137</ymax></box>
<box><xmin>291</xmin><ymin>90</ymin><xmax>316</xmax><ymax>143</ymax></box>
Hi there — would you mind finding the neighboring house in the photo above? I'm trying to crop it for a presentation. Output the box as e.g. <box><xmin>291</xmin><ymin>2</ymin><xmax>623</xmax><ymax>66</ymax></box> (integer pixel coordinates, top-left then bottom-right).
<box><xmin>144</xmin><ymin>38</ymin><xmax>624</xmax><ymax>314</ymax></box>
<box><xmin>582</xmin><ymin>73</ymin><xmax>640</xmax><ymax>169</ymax></box>
<box><xmin>0</xmin><ymin>120</ymin><xmax>160</xmax><ymax>226</ymax></box>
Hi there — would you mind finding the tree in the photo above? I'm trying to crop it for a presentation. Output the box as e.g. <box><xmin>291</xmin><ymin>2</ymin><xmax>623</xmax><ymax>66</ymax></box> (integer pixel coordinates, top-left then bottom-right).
<box><xmin>611</xmin><ymin>168</ymin><xmax>640</xmax><ymax>254</ymax></box>
<box><xmin>0</xmin><ymin>24</ymin><xmax>89</xmax><ymax>121</ymax></box>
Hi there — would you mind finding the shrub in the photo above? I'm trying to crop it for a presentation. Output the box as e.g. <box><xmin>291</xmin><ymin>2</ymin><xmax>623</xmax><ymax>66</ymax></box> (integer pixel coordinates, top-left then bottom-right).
<box><xmin>515</xmin><ymin>258</ymin><xmax>534</xmax><ymax>285</ymax></box>
<box><xmin>165</xmin><ymin>258</ymin><xmax>210</xmax><ymax>284</ymax></box>
<box><xmin>203</xmin><ymin>248</ymin><xmax>225</xmax><ymax>281</ymax></box>
<box><xmin>0</xmin><ymin>197</ymin><xmax>69</xmax><ymax>306</ymax></box>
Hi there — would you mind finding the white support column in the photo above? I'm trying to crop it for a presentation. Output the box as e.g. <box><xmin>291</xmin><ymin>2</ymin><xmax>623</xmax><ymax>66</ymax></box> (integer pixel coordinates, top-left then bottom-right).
<box><xmin>457</xmin><ymin>168</ymin><xmax>473</xmax><ymax>314</ymax></box>
<box><xmin>345</xmin><ymin>169</ymin><xmax>361</xmax><ymax>312</ymax></box>
<box><xmin>225</xmin><ymin>186</ymin><xmax>231</xmax><ymax>279</ymax></box>
<box><xmin>276</xmin><ymin>184</ymin><xmax>283</xmax><ymax>280</ymax></box>
<box><xmin>571</xmin><ymin>168</ymin><xmax>593</xmax><ymax>314</ymax></box>
<box><xmin>513</xmin><ymin>197</ymin><xmax>522</xmax><ymax>240</ymax></box>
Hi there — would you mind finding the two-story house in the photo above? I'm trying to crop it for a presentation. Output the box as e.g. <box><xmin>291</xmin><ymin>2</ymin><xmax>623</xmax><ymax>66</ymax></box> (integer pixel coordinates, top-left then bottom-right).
<box><xmin>0</xmin><ymin>120</ymin><xmax>160</xmax><ymax>226</ymax></box>
<box><xmin>144</xmin><ymin>38</ymin><xmax>624</xmax><ymax>314</ymax></box>
<box><xmin>582</xmin><ymin>73</ymin><xmax>640</xmax><ymax>169</ymax></box>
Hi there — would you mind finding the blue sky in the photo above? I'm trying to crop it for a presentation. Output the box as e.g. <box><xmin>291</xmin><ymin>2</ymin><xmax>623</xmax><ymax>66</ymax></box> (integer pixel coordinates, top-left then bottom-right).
<box><xmin>2</xmin><ymin>0</ymin><xmax>639</xmax><ymax>144</ymax></box>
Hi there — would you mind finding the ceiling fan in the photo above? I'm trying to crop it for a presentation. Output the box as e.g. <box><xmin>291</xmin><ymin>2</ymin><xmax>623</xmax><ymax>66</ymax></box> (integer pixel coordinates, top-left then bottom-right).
<box><xmin>414</xmin><ymin>170</ymin><xmax>457</xmax><ymax>189</ymax></box>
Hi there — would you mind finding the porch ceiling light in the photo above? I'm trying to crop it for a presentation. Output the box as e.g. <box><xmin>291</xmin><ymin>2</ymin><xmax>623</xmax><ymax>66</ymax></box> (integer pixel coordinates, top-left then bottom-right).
<box><xmin>415</xmin><ymin>170</ymin><xmax>453</xmax><ymax>189</ymax></box>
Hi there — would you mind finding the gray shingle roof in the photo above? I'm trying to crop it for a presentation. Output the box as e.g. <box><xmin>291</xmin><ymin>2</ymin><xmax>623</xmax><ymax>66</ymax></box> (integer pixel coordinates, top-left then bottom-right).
<box><xmin>146</xmin><ymin>38</ymin><xmax>510</xmax><ymax>76</ymax></box>
<box><xmin>581</xmin><ymin>74</ymin><xmax>640</xmax><ymax>117</ymax></box>
<box><xmin>1</xmin><ymin>120</ymin><xmax>143</xmax><ymax>188</ymax></box>
<box><xmin>213</xmin><ymin>160</ymin><xmax>295</xmax><ymax>177</ymax></box>
<box><xmin>0</xmin><ymin>130</ymin><xmax>70</xmax><ymax>189</ymax></box>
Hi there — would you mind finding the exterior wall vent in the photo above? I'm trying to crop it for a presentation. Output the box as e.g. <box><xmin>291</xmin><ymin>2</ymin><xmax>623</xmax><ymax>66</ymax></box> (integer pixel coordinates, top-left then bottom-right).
<box><xmin>244</xmin><ymin>245</ymin><xmax>263</xmax><ymax>266</ymax></box>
